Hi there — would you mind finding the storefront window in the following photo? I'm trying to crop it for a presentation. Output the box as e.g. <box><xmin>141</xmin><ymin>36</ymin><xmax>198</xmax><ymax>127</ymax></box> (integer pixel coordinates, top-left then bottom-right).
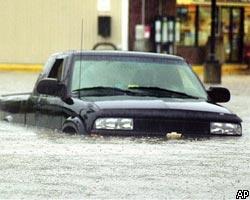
<box><xmin>177</xmin><ymin>6</ymin><xmax>196</xmax><ymax>46</ymax></box>
<box><xmin>245</xmin><ymin>7</ymin><xmax>250</xmax><ymax>44</ymax></box>
<box><xmin>176</xmin><ymin>1</ymin><xmax>247</xmax><ymax>63</ymax></box>
<box><xmin>198</xmin><ymin>7</ymin><xmax>211</xmax><ymax>46</ymax></box>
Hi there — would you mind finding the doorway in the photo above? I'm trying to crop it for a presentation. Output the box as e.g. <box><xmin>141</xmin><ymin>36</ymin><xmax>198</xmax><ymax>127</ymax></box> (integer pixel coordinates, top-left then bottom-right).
<box><xmin>221</xmin><ymin>7</ymin><xmax>244</xmax><ymax>62</ymax></box>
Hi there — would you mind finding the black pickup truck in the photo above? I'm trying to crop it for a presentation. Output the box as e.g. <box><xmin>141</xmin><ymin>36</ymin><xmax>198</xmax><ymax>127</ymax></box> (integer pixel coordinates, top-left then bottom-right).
<box><xmin>0</xmin><ymin>51</ymin><xmax>242</xmax><ymax>137</ymax></box>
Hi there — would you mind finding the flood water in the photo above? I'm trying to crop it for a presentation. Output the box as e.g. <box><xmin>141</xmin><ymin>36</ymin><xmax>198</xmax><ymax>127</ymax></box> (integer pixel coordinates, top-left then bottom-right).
<box><xmin>0</xmin><ymin>72</ymin><xmax>249</xmax><ymax>199</ymax></box>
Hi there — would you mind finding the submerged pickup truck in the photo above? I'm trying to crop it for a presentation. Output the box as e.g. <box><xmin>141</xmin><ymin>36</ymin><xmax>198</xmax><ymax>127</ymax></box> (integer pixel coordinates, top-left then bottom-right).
<box><xmin>0</xmin><ymin>51</ymin><xmax>242</xmax><ymax>137</ymax></box>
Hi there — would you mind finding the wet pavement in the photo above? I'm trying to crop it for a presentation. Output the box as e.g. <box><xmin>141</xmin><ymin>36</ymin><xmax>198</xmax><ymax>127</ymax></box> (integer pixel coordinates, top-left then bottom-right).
<box><xmin>0</xmin><ymin>72</ymin><xmax>250</xmax><ymax>199</ymax></box>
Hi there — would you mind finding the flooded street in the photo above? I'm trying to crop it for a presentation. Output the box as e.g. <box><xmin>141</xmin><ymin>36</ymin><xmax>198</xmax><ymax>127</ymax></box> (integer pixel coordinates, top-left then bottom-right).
<box><xmin>0</xmin><ymin>72</ymin><xmax>249</xmax><ymax>199</ymax></box>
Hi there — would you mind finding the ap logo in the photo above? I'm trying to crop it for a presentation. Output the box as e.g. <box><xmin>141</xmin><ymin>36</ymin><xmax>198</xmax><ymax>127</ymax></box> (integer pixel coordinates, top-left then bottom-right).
<box><xmin>236</xmin><ymin>190</ymin><xmax>250</xmax><ymax>199</ymax></box>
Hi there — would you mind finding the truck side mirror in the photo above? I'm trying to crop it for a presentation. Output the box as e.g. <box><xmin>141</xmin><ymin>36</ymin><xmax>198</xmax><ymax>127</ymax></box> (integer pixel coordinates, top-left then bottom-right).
<box><xmin>37</xmin><ymin>78</ymin><xmax>73</xmax><ymax>104</ymax></box>
<box><xmin>207</xmin><ymin>87</ymin><xmax>230</xmax><ymax>103</ymax></box>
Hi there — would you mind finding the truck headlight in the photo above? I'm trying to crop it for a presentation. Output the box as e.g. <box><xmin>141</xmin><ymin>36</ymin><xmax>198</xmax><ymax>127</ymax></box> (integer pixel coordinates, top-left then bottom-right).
<box><xmin>210</xmin><ymin>122</ymin><xmax>242</xmax><ymax>136</ymax></box>
<box><xmin>94</xmin><ymin>118</ymin><xmax>133</xmax><ymax>130</ymax></box>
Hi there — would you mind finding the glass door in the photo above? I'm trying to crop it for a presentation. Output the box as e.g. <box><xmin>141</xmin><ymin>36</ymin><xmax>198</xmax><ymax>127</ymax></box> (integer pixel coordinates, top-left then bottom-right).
<box><xmin>221</xmin><ymin>7</ymin><xmax>244</xmax><ymax>62</ymax></box>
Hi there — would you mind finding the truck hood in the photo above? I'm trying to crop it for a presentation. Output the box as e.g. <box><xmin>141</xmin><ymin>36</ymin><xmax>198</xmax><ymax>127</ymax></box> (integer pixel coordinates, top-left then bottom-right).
<box><xmin>80</xmin><ymin>96</ymin><xmax>242</xmax><ymax>133</ymax></box>
<box><xmin>83</xmin><ymin>96</ymin><xmax>232</xmax><ymax>114</ymax></box>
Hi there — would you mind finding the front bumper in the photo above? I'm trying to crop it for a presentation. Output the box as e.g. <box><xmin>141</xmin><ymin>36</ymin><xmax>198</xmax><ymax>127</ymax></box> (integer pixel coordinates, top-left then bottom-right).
<box><xmin>87</xmin><ymin>109</ymin><xmax>242</xmax><ymax>137</ymax></box>
<box><xmin>91</xmin><ymin>118</ymin><xmax>210</xmax><ymax>137</ymax></box>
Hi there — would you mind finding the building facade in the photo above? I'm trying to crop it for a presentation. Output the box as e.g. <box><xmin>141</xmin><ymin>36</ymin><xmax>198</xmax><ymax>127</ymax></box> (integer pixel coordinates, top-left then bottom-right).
<box><xmin>0</xmin><ymin>0</ymin><xmax>127</xmax><ymax>63</ymax></box>
<box><xmin>1</xmin><ymin>0</ymin><xmax>250</xmax><ymax>65</ymax></box>
<box><xmin>129</xmin><ymin>0</ymin><xmax>250</xmax><ymax>64</ymax></box>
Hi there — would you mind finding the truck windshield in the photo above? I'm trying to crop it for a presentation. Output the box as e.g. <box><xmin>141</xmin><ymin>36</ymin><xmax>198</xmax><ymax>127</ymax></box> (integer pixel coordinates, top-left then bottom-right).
<box><xmin>71</xmin><ymin>55</ymin><xmax>207</xmax><ymax>99</ymax></box>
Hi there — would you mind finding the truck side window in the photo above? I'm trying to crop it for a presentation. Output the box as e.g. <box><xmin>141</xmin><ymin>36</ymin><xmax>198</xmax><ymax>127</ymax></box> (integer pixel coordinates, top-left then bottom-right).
<box><xmin>48</xmin><ymin>59</ymin><xmax>64</xmax><ymax>80</ymax></box>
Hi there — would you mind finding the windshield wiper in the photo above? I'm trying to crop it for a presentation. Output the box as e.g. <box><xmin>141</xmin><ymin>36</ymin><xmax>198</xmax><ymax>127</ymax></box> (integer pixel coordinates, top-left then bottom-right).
<box><xmin>128</xmin><ymin>86</ymin><xmax>200</xmax><ymax>99</ymax></box>
<box><xmin>73</xmin><ymin>86</ymin><xmax>142</xmax><ymax>96</ymax></box>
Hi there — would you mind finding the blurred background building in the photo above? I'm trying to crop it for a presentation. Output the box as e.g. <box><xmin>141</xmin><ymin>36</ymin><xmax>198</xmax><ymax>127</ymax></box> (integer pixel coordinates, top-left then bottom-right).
<box><xmin>0</xmin><ymin>0</ymin><xmax>128</xmax><ymax>63</ymax></box>
<box><xmin>0</xmin><ymin>0</ymin><xmax>250</xmax><ymax>65</ymax></box>
<box><xmin>129</xmin><ymin>0</ymin><xmax>250</xmax><ymax>65</ymax></box>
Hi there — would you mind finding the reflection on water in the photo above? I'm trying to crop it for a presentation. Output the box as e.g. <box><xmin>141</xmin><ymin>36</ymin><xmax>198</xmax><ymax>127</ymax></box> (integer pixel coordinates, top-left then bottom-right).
<box><xmin>0</xmin><ymin>73</ymin><xmax>249</xmax><ymax>199</ymax></box>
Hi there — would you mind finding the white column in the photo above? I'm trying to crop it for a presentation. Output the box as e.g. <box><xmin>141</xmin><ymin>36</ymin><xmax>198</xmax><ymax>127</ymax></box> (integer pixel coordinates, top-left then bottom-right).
<box><xmin>121</xmin><ymin>0</ymin><xmax>129</xmax><ymax>51</ymax></box>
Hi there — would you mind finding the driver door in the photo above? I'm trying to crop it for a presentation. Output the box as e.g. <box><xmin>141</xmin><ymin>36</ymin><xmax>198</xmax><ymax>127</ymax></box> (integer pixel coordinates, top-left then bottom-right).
<box><xmin>35</xmin><ymin>58</ymin><xmax>65</xmax><ymax>130</ymax></box>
